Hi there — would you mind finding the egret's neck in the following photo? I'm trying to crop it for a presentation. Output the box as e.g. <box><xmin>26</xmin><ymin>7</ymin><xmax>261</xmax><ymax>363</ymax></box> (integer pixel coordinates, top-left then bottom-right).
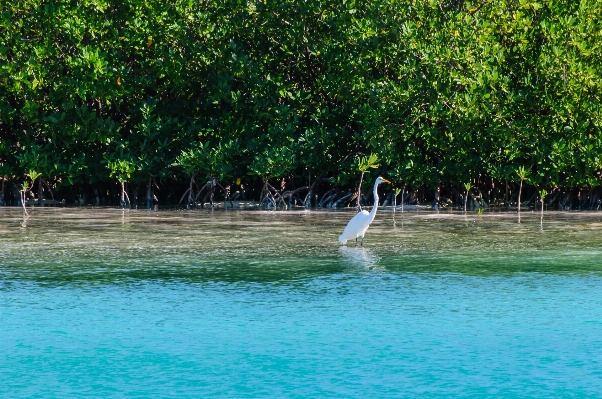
<box><xmin>369</xmin><ymin>182</ymin><xmax>380</xmax><ymax>220</ymax></box>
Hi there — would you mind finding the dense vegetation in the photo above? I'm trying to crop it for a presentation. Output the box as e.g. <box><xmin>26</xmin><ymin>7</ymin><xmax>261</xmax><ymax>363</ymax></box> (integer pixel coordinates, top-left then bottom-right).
<box><xmin>1</xmin><ymin>0</ymin><xmax>602</xmax><ymax>209</ymax></box>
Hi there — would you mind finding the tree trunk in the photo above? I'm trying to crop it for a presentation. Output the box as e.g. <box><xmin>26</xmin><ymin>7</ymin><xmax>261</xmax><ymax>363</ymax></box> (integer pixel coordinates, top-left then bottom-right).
<box><xmin>186</xmin><ymin>173</ymin><xmax>197</xmax><ymax>207</ymax></box>
<box><xmin>401</xmin><ymin>186</ymin><xmax>405</xmax><ymax>213</ymax></box>
<box><xmin>121</xmin><ymin>182</ymin><xmax>126</xmax><ymax>208</ymax></box>
<box><xmin>38</xmin><ymin>178</ymin><xmax>44</xmax><ymax>206</ymax></box>
<box><xmin>120</xmin><ymin>182</ymin><xmax>131</xmax><ymax>208</ymax></box>
<box><xmin>518</xmin><ymin>180</ymin><xmax>523</xmax><ymax>214</ymax></box>
<box><xmin>146</xmin><ymin>177</ymin><xmax>152</xmax><ymax>209</ymax></box>
<box><xmin>356</xmin><ymin>171</ymin><xmax>364</xmax><ymax>212</ymax></box>
<box><xmin>21</xmin><ymin>188</ymin><xmax>28</xmax><ymax>214</ymax></box>
<box><xmin>133</xmin><ymin>184</ymin><xmax>139</xmax><ymax>209</ymax></box>
<box><xmin>259</xmin><ymin>180</ymin><xmax>273</xmax><ymax>208</ymax></box>
<box><xmin>43</xmin><ymin>181</ymin><xmax>55</xmax><ymax>205</ymax></box>
<box><xmin>0</xmin><ymin>177</ymin><xmax>4</xmax><ymax>206</ymax></box>
<box><xmin>504</xmin><ymin>179</ymin><xmax>510</xmax><ymax>209</ymax></box>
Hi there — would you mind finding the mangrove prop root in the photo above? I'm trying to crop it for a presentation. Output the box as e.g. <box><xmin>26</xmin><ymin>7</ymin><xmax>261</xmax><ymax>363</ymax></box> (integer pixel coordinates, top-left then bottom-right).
<box><xmin>178</xmin><ymin>188</ymin><xmax>191</xmax><ymax>206</ymax></box>
<box><xmin>43</xmin><ymin>180</ymin><xmax>55</xmax><ymax>204</ymax></box>
<box><xmin>194</xmin><ymin>184</ymin><xmax>207</xmax><ymax>202</ymax></box>
<box><xmin>215</xmin><ymin>181</ymin><xmax>234</xmax><ymax>207</ymax></box>
<box><xmin>333</xmin><ymin>192</ymin><xmax>353</xmax><ymax>208</ymax></box>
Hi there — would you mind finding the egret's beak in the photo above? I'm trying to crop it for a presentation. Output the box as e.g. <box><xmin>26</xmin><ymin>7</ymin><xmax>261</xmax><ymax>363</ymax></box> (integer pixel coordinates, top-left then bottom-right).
<box><xmin>382</xmin><ymin>178</ymin><xmax>391</xmax><ymax>184</ymax></box>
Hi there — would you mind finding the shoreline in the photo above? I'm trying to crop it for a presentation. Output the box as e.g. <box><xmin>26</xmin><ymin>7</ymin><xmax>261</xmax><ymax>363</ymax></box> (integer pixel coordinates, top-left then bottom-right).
<box><xmin>2</xmin><ymin>204</ymin><xmax>602</xmax><ymax>217</ymax></box>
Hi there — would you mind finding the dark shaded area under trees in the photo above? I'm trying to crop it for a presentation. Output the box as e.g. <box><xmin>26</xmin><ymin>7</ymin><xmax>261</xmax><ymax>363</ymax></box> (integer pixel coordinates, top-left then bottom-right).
<box><xmin>1</xmin><ymin>0</ymin><xmax>602</xmax><ymax>210</ymax></box>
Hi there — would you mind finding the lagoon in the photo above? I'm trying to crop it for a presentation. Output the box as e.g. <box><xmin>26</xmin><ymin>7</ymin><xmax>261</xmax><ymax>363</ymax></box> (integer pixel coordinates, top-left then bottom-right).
<box><xmin>2</xmin><ymin>208</ymin><xmax>602</xmax><ymax>397</ymax></box>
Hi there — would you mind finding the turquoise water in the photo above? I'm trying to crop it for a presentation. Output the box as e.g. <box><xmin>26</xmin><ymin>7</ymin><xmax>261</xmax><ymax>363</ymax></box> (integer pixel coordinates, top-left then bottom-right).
<box><xmin>2</xmin><ymin>208</ymin><xmax>602</xmax><ymax>397</ymax></box>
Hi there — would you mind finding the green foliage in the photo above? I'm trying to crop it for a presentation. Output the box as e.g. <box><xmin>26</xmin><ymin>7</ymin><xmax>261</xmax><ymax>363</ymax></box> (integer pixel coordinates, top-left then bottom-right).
<box><xmin>1</xmin><ymin>0</ymin><xmax>602</xmax><ymax>195</ymax></box>
<box><xmin>107</xmin><ymin>159</ymin><xmax>135</xmax><ymax>183</ymax></box>
<box><xmin>539</xmin><ymin>189</ymin><xmax>548</xmax><ymax>199</ymax></box>
<box><xmin>27</xmin><ymin>170</ymin><xmax>42</xmax><ymax>182</ymax></box>
<box><xmin>516</xmin><ymin>166</ymin><xmax>530</xmax><ymax>182</ymax></box>
<box><xmin>357</xmin><ymin>154</ymin><xmax>380</xmax><ymax>173</ymax></box>
<box><xmin>175</xmin><ymin>139</ymin><xmax>239</xmax><ymax>180</ymax></box>
<box><xmin>248</xmin><ymin>146</ymin><xmax>296</xmax><ymax>181</ymax></box>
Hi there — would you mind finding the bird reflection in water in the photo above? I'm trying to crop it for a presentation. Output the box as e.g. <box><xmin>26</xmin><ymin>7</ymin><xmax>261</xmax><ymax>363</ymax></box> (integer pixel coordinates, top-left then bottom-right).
<box><xmin>338</xmin><ymin>246</ymin><xmax>383</xmax><ymax>272</ymax></box>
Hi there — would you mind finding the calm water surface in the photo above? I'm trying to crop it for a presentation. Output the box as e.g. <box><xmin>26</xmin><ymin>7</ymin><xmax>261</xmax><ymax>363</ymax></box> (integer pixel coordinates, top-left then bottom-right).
<box><xmin>2</xmin><ymin>208</ymin><xmax>602</xmax><ymax>397</ymax></box>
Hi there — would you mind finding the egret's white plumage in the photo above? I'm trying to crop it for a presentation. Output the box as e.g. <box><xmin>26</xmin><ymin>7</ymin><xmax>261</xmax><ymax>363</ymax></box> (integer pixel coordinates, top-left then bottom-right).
<box><xmin>339</xmin><ymin>176</ymin><xmax>390</xmax><ymax>245</ymax></box>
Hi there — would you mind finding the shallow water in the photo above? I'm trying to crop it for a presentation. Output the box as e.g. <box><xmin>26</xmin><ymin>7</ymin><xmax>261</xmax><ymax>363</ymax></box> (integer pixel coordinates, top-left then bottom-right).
<box><xmin>2</xmin><ymin>207</ymin><xmax>602</xmax><ymax>397</ymax></box>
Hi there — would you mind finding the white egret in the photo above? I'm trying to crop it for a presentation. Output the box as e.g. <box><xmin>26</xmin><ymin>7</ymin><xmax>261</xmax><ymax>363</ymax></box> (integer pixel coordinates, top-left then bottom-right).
<box><xmin>339</xmin><ymin>176</ymin><xmax>391</xmax><ymax>245</ymax></box>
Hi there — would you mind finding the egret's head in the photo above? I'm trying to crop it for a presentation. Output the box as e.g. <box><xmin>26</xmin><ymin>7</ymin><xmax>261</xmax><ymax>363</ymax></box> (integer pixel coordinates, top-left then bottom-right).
<box><xmin>375</xmin><ymin>176</ymin><xmax>391</xmax><ymax>185</ymax></box>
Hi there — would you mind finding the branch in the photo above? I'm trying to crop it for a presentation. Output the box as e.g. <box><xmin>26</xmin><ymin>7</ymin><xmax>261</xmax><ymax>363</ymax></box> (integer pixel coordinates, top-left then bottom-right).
<box><xmin>282</xmin><ymin>185</ymin><xmax>310</xmax><ymax>199</ymax></box>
